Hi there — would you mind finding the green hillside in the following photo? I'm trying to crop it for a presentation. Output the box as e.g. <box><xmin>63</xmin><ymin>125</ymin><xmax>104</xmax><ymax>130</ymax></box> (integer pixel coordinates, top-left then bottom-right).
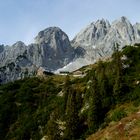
<box><xmin>0</xmin><ymin>44</ymin><xmax>140</xmax><ymax>140</ymax></box>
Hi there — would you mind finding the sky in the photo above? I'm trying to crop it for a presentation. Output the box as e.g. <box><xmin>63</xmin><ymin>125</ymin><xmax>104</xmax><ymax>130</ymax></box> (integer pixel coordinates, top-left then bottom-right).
<box><xmin>0</xmin><ymin>0</ymin><xmax>140</xmax><ymax>45</ymax></box>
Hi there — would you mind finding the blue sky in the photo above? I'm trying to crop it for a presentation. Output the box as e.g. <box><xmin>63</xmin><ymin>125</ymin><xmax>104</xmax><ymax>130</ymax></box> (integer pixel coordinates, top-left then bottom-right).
<box><xmin>0</xmin><ymin>0</ymin><xmax>140</xmax><ymax>45</ymax></box>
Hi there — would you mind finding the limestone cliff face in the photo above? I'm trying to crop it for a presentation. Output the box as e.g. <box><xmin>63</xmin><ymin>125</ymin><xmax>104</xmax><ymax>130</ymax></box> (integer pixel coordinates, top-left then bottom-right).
<box><xmin>72</xmin><ymin>17</ymin><xmax>137</xmax><ymax>59</ymax></box>
<box><xmin>0</xmin><ymin>27</ymin><xmax>74</xmax><ymax>83</ymax></box>
<box><xmin>1</xmin><ymin>17</ymin><xmax>140</xmax><ymax>83</ymax></box>
<box><xmin>133</xmin><ymin>23</ymin><xmax>140</xmax><ymax>42</ymax></box>
<box><xmin>59</xmin><ymin>17</ymin><xmax>140</xmax><ymax>72</ymax></box>
<box><xmin>28</xmin><ymin>27</ymin><xmax>74</xmax><ymax>70</ymax></box>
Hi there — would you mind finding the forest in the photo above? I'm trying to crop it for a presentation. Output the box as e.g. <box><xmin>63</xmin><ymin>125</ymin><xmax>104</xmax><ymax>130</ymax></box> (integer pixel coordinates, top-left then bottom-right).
<box><xmin>0</xmin><ymin>44</ymin><xmax>140</xmax><ymax>140</ymax></box>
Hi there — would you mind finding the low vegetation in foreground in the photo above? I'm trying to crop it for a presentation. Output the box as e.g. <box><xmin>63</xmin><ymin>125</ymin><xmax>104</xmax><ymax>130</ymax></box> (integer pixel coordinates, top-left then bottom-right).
<box><xmin>0</xmin><ymin>44</ymin><xmax>140</xmax><ymax>140</ymax></box>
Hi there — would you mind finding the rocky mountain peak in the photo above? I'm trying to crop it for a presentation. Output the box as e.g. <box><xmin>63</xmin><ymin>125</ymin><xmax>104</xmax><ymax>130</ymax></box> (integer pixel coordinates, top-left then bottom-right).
<box><xmin>0</xmin><ymin>26</ymin><xmax>75</xmax><ymax>83</ymax></box>
<box><xmin>27</xmin><ymin>26</ymin><xmax>74</xmax><ymax>71</ymax></box>
<box><xmin>106</xmin><ymin>16</ymin><xmax>135</xmax><ymax>43</ymax></box>
<box><xmin>95</xmin><ymin>18</ymin><xmax>110</xmax><ymax>28</ymax></box>
<box><xmin>119</xmin><ymin>16</ymin><xmax>129</xmax><ymax>22</ymax></box>
<box><xmin>72</xmin><ymin>19</ymin><xmax>110</xmax><ymax>47</ymax></box>
<box><xmin>35</xmin><ymin>27</ymin><xmax>69</xmax><ymax>45</ymax></box>
<box><xmin>12</xmin><ymin>41</ymin><xmax>26</xmax><ymax>52</ymax></box>
<box><xmin>133</xmin><ymin>23</ymin><xmax>140</xmax><ymax>42</ymax></box>
<box><xmin>13</xmin><ymin>41</ymin><xmax>26</xmax><ymax>46</ymax></box>
<box><xmin>112</xmin><ymin>16</ymin><xmax>132</xmax><ymax>27</ymax></box>
<box><xmin>1</xmin><ymin>17</ymin><xmax>140</xmax><ymax>83</ymax></box>
<box><xmin>61</xmin><ymin>17</ymin><xmax>140</xmax><ymax>73</ymax></box>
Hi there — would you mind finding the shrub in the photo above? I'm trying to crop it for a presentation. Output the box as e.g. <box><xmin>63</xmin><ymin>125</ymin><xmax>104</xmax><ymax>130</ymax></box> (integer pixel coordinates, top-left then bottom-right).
<box><xmin>110</xmin><ymin>107</ymin><xmax>127</xmax><ymax>122</ymax></box>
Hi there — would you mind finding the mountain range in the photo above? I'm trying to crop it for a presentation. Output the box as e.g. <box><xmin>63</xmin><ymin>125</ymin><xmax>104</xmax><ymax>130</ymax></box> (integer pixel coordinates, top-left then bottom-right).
<box><xmin>0</xmin><ymin>16</ymin><xmax>140</xmax><ymax>83</ymax></box>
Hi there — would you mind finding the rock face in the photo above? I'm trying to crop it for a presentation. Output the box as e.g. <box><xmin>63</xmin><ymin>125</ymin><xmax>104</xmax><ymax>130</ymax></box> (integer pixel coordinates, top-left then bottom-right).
<box><xmin>1</xmin><ymin>17</ymin><xmax>140</xmax><ymax>83</ymax></box>
<box><xmin>72</xmin><ymin>19</ymin><xmax>110</xmax><ymax>47</ymax></box>
<box><xmin>0</xmin><ymin>27</ymin><xmax>74</xmax><ymax>83</ymax></box>
<box><xmin>133</xmin><ymin>23</ymin><xmax>140</xmax><ymax>42</ymax></box>
<box><xmin>72</xmin><ymin>16</ymin><xmax>137</xmax><ymax>58</ymax></box>
<box><xmin>0</xmin><ymin>41</ymin><xmax>35</xmax><ymax>83</ymax></box>
<box><xmin>0</xmin><ymin>45</ymin><xmax>4</xmax><ymax>53</ymax></box>
<box><xmin>59</xmin><ymin>16</ymin><xmax>140</xmax><ymax>72</ymax></box>
<box><xmin>29</xmin><ymin>27</ymin><xmax>74</xmax><ymax>70</ymax></box>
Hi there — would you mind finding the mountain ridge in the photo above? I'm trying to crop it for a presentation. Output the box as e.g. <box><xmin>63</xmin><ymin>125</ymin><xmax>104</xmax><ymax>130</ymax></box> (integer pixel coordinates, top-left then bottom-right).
<box><xmin>0</xmin><ymin>27</ymin><xmax>74</xmax><ymax>83</ymax></box>
<box><xmin>0</xmin><ymin>16</ymin><xmax>140</xmax><ymax>83</ymax></box>
<box><xmin>57</xmin><ymin>16</ymin><xmax>140</xmax><ymax>72</ymax></box>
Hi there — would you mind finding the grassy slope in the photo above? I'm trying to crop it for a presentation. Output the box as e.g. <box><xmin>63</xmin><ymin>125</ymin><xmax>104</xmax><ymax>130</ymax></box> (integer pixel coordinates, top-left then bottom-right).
<box><xmin>87</xmin><ymin>104</ymin><xmax>140</xmax><ymax>140</ymax></box>
<box><xmin>0</xmin><ymin>44</ymin><xmax>140</xmax><ymax>140</ymax></box>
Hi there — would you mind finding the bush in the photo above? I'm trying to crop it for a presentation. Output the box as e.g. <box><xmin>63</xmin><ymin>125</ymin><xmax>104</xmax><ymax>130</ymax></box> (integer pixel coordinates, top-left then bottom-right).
<box><xmin>110</xmin><ymin>107</ymin><xmax>127</xmax><ymax>122</ymax></box>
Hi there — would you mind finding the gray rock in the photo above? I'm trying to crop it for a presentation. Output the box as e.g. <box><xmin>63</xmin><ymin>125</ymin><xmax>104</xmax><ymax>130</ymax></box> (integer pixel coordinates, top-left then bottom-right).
<box><xmin>0</xmin><ymin>27</ymin><xmax>74</xmax><ymax>83</ymax></box>
<box><xmin>72</xmin><ymin>18</ymin><xmax>110</xmax><ymax>48</ymax></box>
<box><xmin>29</xmin><ymin>27</ymin><xmax>74</xmax><ymax>70</ymax></box>
<box><xmin>1</xmin><ymin>17</ymin><xmax>140</xmax><ymax>83</ymax></box>
<box><xmin>133</xmin><ymin>22</ymin><xmax>140</xmax><ymax>43</ymax></box>
<box><xmin>0</xmin><ymin>45</ymin><xmax>4</xmax><ymax>53</ymax></box>
<box><xmin>63</xmin><ymin>17</ymin><xmax>140</xmax><ymax>72</ymax></box>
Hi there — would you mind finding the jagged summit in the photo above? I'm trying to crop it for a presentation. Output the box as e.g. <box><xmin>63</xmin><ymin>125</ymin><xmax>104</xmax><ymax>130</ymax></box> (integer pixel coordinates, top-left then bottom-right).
<box><xmin>12</xmin><ymin>41</ymin><xmax>26</xmax><ymax>46</ymax></box>
<box><xmin>112</xmin><ymin>16</ymin><xmax>133</xmax><ymax>29</ymax></box>
<box><xmin>133</xmin><ymin>22</ymin><xmax>140</xmax><ymax>41</ymax></box>
<box><xmin>31</xmin><ymin>26</ymin><xmax>74</xmax><ymax>70</ymax></box>
<box><xmin>72</xmin><ymin>18</ymin><xmax>110</xmax><ymax>48</ymax></box>
<box><xmin>72</xmin><ymin>16</ymin><xmax>138</xmax><ymax>50</ymax></box>
<box><xmin>35</xmin><ymin>26</ymin><xmax>70</xmax><ymax>44</ymax></box>
<box><xmin>1</xmin><ymin>16</ymin><xmax>140</xmax><ymax>83</ymax></box>
<box><xmin>0</xmin><ymin>26</ymin><xmax>74</xmax><ymax>83</ymax></box>
<box><xmin>114</xmin><ymin>16</ymin><xmax>129</xmax><ymax>22</ymax></box>
<box><xmin>60</xmin><ymin>17</ymin><xmax>140</xmax><ymax>72</ymax></box>
<box><xmin>95</xmin><ymin>18</ymin><xmax>110</xmax><ymax>26</ymax></box>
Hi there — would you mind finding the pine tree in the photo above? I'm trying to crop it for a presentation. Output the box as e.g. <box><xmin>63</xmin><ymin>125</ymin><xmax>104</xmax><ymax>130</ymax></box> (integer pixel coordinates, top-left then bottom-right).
<box><xmin>87</xmin><ymin>71</ymin><xmax>101</xmax><ymax>133</ymax></box>
<box><xmin>63</xmin><ymin>87</ymin><xmax>79</xmax><ymax>140</ymax></box>
<box><xmin>75</xmin><ymin>86</ymin><xmax>83</xmax><ymax>112</ymax></box>
<box><xmin>63</xmin><ymin>75</ymin><xmax>71</xmax><ymax>114</ymax></box>
<box><xmin>112</xmin><ymin>43</ymin><xmax>124</xmax><ymax>103</ymax></box>
<box><xmin>46</xmin><ymin>109</ymin><xmax>60</xmax><ymax>140</ymax></box>
<box><xmin>97</xmin><ymin>60</ymin><xmax>112</xmax><ymax>113</ymax></box>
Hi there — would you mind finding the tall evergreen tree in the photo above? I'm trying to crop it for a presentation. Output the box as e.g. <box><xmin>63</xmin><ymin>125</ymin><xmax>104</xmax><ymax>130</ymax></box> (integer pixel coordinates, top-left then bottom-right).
<box><xmin>46</xmin><ymin>109</ymin><xmax>60</xmax><ymax>140</ymax></box>
<box><xmin>97</xmin><ymin>60</ymin><xmax>112</xmax><ymax>113</ymax></box>
<box><xmin>63</xmin><ymin>87</ymin><xmax>79</xmax><ymax>140</ymax></box>
<box><xmin>63</xmin><ymin>75</ymin><xmax>71</xmax><ymax>114</ymax></box>
<box><xmin>87</xmin><ymin>71</ymin><xmax>101</xmax><ymax>133</ymax></box>
<box><xmin>112</xmin><ymin>43</ymin><xmax>124</xmax><ymax>103</ymax></box>
<box><xmin>75</xmin><ymin>86</ymin><xmax>83</xmax><ymax>112</ymax></box>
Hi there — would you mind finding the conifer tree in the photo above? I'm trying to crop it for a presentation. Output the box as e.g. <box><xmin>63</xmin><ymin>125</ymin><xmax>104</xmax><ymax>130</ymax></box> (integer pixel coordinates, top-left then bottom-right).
<box><xmin>46</xmin><ymin>109</ymin><xmax>60</xmax><ymax>140</ymax></box>
<box><xmin>87</xmin><ymin>71</ymin><xmax>101</xmax><ymax>133</ymax></box>
<box><xmin>112</xmin><ymin>43</ymin><xmax>123</xmax><ymax>103</ymax></box>
<box><xmin>75</xmin><ymin>87</ymin><xmax>83</xmax><ymax>111</ymax></box>
<box><xmin>63</xmin><ymin>75</ymin><xmax>71</xmax><ymax>114</ymax></box>
<box><xmin>63</xmin><ymin>87</ymin><xmax>79</xmax><ymax>140</ymax></box>
<box><xmin>97</xmin><ymin>60</ymin><xmax>111</xmax><ymax>112</ymax></box>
